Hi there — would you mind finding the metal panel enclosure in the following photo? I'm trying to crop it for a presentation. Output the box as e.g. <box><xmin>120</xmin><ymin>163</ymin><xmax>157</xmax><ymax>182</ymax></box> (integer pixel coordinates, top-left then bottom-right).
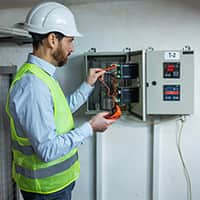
<box><xmin>146</xmin><ymin>50</ymin><xmax>194</xmax><ymax>115</ymax></box>
<box><xmin>85</xmin><ymin>49</ymin><xmax>194</xmax><ymax>121</ymax></box>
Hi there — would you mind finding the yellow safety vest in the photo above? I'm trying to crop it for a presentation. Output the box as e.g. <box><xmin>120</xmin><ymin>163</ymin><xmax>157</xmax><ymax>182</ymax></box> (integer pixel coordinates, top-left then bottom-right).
<box><xmin>6</xmin><ymin>63</ymin><xmax>80</xmax><ymax>194</ymax></box>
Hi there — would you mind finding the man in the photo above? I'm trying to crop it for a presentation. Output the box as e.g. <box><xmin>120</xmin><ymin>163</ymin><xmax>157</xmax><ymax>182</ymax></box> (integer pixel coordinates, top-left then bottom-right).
<box><xmin>6</xmin><ymin>2</ymin><xmax>116</xmax><ymax>200</ymax></box>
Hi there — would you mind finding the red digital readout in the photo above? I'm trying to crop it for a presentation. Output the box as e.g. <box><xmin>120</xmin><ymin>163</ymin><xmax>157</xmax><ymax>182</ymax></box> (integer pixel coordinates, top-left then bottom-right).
<box><xmin>164</xmin><ymin>91</ymin><xmax>180</xmax><ymax>95</ymax></box>
<box><xmin>167</xmin><ymin>64</ymin><xmax>175</xmax><ymax>72</ymax></box>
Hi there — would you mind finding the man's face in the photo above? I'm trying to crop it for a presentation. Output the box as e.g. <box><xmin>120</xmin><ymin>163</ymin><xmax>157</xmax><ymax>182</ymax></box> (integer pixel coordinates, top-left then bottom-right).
<box><xmin>52</xmin><ymin>36</ymin><xmax>74</xmax><ymax>67</ymax></box>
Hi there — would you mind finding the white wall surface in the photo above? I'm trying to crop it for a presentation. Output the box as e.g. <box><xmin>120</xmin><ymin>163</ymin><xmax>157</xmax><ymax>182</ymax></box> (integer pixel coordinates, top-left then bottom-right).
<box><xmin>0</xmin><ymin>0</ymin><xmax>200</xmax><ymax>200</ymax></box>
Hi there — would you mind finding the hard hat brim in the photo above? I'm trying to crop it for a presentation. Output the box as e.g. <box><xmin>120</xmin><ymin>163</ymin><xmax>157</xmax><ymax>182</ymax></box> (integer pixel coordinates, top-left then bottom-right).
<box><xmin>24</xmin><ymin>23</ymin><xmax>83</xmax><ymax>37</ymax></box>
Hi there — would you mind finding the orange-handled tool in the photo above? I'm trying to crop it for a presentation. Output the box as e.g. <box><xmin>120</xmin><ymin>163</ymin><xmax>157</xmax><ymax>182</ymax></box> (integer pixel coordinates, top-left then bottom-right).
<box><xmin>103</xmin><ymin>64</ymin><xmax>117</xmax><ymax>71</ymax></box>
<box><xmin>104</xmin><ymin>103</ymin><xmax>121</xmax><ymax>120</ymax></box>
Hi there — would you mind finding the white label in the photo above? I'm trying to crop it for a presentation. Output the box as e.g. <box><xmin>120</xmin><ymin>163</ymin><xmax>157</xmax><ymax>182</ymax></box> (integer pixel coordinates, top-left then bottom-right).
<box><xmin>164</xmin><ymin>51</ymin><xmax>180</xmax><ymax>60</ymax></box>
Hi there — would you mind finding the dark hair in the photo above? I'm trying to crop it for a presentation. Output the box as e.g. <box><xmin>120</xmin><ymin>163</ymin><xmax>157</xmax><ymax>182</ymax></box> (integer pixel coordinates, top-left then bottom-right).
<box><xmin>29</xmin><ymin>32</ymin><xmax>65</xmax><ymax>50</ymax></box>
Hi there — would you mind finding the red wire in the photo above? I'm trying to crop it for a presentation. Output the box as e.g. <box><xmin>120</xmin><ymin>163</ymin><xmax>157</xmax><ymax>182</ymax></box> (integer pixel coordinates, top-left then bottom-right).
<box><xmin>98</xmin><ymin>64</ymin><xmax>118</xmax><ymax>104</ymax></box>
<box><xmin>99</xmin><ymin>78</ymin><xmax>111</xmax><ymax>97</ymax></box>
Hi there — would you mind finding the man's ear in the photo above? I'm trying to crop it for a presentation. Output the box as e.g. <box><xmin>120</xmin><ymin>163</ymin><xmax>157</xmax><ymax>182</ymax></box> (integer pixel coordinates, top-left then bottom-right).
<box><xmin>47</xmin><ymin>33</ymin><xmax>58</xmax><ymax>48</ymax></box>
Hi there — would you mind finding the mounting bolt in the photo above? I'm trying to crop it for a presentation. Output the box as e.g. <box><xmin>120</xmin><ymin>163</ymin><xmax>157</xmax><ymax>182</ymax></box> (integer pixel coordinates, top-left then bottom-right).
<box><xmin>88</xmin><ymin>48</ymin><xmax>96</xmax><ymax>53</ymax></box>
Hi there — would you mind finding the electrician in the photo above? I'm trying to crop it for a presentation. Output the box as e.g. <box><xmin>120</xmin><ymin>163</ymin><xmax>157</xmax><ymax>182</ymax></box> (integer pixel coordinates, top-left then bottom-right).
<box><xmin>6</xmin><ymin>2</ymin><xmax>116</xmax><ymax>200</ymax></box>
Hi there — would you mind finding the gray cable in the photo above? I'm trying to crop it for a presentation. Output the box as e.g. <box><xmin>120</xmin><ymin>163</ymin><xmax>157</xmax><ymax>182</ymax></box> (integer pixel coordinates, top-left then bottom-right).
<box><xmin>176</xmin><ymin>116</ymin><xmax>192</xmax><ymax>200</ymax></box>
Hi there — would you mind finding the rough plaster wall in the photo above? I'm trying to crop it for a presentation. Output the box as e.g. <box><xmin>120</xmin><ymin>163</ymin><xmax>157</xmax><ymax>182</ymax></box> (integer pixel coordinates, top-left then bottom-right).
<box><xmin>0</xmin><ymin>0</ymin><xmax>200</xmax><ymax>200</ymax></box>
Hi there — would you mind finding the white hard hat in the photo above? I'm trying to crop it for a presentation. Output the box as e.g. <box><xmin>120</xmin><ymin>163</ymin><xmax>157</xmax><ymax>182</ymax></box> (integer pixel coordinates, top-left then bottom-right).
<box><xmin>24</xmin><ymin>2</ymin><xmax>82</xmax><ymax>37</ymax></box>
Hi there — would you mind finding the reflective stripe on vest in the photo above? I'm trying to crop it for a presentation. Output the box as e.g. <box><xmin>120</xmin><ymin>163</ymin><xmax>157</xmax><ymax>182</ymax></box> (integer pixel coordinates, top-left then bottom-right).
<box><xmin>15</xmin><ymin>152</ymin><xmax>78</xmax><ymax>179</ymax></box>
<box><xmin>12</xmin><ymin>141</ymin><xmax>34</xmax><ymax>155</ymax></box>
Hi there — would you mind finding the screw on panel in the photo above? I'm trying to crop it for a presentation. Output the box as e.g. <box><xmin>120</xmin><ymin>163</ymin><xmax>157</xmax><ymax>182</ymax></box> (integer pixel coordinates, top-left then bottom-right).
<box><xmin>147</xmin><ymin>46</ymin><xmax>154</xmax><ymax>51</ymax></box>
<box><xmin>88</xmin><ymin>48</ymin><xmax>96</xmax><ymax>53</ymax></box>
<box><xmin>123</xmin><ymin>47</ymin><xmax>131</xmax><ymax>53</ymax></box>
<box><xmin>183</xmin><ymin>45</ymin><xmax>192</xmax><ymax>52</ymax></box>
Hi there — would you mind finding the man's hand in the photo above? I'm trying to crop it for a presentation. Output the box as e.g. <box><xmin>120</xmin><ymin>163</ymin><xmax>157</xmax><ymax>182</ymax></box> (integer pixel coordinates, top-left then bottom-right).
<box><xmin>87</xmin><ymin>68</ymin><xmax>105</xmax><ymax>86</ymax></box>
<box><xmin>89</xmin><ymin>112</ymin><xmax>116</xmax><ymax>132</ymax></box>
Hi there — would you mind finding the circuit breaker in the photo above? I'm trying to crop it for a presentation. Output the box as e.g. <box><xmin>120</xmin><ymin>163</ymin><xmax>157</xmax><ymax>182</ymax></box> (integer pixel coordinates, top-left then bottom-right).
<box><xmin>85</xmin><ymin>47</ymin><xmax>194</xmax><ymax>121</ymax></box>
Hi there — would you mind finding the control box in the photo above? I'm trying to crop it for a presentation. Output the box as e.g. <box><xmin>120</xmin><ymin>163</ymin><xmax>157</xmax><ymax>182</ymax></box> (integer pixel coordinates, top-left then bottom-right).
<box><xmin>145</xmin><ymin>49</ymin><xmax>194</xmax><ymax>117</ymax></box>
<box><xmin>84</xmin><ymin>48</ymin><xmax>194</xmax><ymax>121</ymax></box>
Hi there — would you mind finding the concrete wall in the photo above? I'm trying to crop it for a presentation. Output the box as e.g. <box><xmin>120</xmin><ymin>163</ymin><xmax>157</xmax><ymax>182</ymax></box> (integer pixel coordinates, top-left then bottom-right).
<box><xmin>0</xmin><ymin>0</ymin><xmax>200</xmax><ymax>200</ymax></box>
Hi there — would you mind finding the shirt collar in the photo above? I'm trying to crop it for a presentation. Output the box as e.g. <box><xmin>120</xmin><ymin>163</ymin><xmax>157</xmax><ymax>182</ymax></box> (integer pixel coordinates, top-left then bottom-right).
<box><xmin>27</xmin><ymin>54</ymin><xmax>56</xmax><ymax>77</ymax></box>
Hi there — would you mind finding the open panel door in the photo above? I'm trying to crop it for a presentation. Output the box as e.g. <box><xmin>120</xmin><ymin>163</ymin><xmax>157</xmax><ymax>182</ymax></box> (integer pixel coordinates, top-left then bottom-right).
<box><xmin>128</xmin><ymin>50</ymin><xmax>147</xmax><ymax>121</ymax></box>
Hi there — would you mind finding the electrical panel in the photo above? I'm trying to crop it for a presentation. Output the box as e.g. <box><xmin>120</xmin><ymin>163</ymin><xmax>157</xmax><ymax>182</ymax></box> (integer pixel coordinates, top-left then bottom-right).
<box><xmin>145</xmin><ymin>49</ymin><xmax>194</xmax><ymax>117</ymax></box>
<box><xmin>84</xmin><ymin>47</ymin><xmax>194</xmax><ymax>121</ymax></box>
<box><xmin>85</xmin><ymin>52</ymin><xmax>139</xmax><ymax>113</ymax></box>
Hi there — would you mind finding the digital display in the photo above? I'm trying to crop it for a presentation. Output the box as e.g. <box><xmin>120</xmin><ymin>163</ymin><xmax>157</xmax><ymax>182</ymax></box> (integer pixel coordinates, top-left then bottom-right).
<box><xmin>163</xmin><ymin>62</ymin><xmax>180</xmax><ymax>78</ymax></box>
<box><xmin>163</xmin><ymin>85</ymin><xmax>180</xmax><ymax>101</ymax></box>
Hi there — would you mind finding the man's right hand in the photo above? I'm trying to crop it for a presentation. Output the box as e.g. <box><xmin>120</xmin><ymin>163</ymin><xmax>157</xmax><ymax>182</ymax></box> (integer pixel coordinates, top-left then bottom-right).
<box><xmin>89</xmin><ymin>112</ymin><xmax>116</xmax><ymax>132</ymax></box>
<box><xmin>86</xmin><ymin>68</ymin><xmax>105</xmax><ymax>86</ymax></box>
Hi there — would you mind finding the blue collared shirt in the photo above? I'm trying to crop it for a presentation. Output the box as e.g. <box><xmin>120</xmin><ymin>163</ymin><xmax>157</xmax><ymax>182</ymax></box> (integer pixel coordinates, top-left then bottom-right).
<box><xmin>9</xmin><ymin>54</ymin><xmax>94</xmax><ymax>162</ymax></box>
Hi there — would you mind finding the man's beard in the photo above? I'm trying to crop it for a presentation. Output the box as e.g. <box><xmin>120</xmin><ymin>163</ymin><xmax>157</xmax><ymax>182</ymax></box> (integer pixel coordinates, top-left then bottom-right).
<box><xmin>52</xmin><ymin>47</ymin><xmax>68</xmax><ymax>67</ymax></box>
